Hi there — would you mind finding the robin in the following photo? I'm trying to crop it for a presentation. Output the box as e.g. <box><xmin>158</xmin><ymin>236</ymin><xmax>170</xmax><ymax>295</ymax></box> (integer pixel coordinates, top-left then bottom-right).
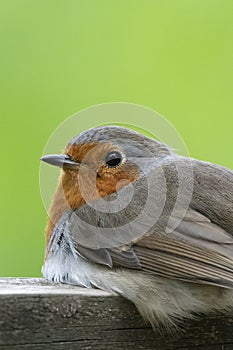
<box><xmin>41</xmin><ymin>125</ymin><xmax>233</xmax><ymax>330</ymax></box>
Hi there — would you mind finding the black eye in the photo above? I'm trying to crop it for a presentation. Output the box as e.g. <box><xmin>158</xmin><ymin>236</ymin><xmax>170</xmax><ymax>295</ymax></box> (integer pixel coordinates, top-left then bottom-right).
<box><xmin>105</xmin><ymin>151</ymin><xmax>123</xmax><ymax>168</ymax></box>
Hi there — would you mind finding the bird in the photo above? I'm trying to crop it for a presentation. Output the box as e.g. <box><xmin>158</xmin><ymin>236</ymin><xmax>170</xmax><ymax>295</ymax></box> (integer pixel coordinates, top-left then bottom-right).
<box><xmin>41</xmin><ymin>125</ymin><xmax>233</xmax><ymax>331</ymax></box>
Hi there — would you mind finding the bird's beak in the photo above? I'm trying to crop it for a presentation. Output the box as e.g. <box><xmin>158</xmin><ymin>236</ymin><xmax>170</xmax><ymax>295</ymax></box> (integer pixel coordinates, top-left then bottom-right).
<box><xmin>40</xmin><ymin>154</ymin><xmax>80</xmax><ymax>169</ymax></box>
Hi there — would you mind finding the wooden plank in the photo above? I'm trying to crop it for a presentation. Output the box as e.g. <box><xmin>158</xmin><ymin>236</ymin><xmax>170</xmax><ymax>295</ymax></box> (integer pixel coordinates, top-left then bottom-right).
<box><xmin>0</xmin><ymin>278</ymin><xmax>233</xmax><ymax>349</ymax></box>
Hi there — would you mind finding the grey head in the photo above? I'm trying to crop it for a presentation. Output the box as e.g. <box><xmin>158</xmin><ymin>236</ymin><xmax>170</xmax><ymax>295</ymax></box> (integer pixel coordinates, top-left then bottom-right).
<box><xmin>68</xmin><ymin>125</ymin><xmax>172</xmax><ymax>160</ymax></box>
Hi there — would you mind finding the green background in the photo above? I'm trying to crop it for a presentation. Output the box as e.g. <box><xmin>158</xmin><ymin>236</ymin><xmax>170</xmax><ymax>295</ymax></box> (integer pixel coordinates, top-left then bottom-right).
<box><xmin>0</xmin><ymin>0</ymin><xmax>232</xmax><ymax>277</ymax></box>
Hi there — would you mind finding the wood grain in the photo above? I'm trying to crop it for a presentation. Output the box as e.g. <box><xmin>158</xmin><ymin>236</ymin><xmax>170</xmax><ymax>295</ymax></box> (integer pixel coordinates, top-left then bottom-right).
<box><xmin>0</xmin><ymin>278</ymin><xmax>233</xmax><ymax>350</ymax></box>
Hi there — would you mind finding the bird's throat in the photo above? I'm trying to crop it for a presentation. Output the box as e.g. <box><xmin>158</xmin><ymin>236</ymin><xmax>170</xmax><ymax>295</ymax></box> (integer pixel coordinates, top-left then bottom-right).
<box><xmin>45</xmin><ymin>171</ymin><xmax>85</xmax><ymax>243</ymax></box>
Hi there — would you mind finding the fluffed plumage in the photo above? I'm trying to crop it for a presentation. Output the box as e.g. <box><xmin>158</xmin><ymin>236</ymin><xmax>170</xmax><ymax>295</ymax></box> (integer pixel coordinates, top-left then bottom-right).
<box><xmin>41</xmin><ymin>126</ymin><xmax>233</xmax><ymax>330</ymax></box>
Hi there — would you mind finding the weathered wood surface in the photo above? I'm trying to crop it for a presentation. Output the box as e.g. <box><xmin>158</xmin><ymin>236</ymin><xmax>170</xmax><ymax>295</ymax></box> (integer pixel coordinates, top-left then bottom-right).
<box><xmin>0</xmin><ymin>278</ymin><xmax>233</xmax><ymax>350</ymax></box>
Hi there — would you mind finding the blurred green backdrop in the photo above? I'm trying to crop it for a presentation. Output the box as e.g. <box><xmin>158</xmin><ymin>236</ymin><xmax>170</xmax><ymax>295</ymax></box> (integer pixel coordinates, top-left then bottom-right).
<box><xmin>0</xmin><ymin>0</ymin><xmax>232</xmax><ymax>277</ymax></box>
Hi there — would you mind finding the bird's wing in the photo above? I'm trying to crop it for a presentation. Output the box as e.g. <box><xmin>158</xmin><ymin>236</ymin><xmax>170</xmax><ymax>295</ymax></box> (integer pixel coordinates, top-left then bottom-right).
<box><xmin>135</xmin><ymin>209</ymin><xmax>233</xmax><ymax>287</ymax></box>
<box><xmin>75</xmin><ymin>244</ymin><xmax>141</xmax><ymax>269</ymax></box>
<box><xmin>66</xmin><ymin>207</ymin><xmax>233</xmax><ymax>288</ymax></box>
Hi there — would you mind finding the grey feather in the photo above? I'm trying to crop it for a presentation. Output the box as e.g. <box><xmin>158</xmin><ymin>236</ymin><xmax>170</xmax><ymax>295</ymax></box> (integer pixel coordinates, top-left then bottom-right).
<box><xmin>176</xmin><ymin>220</ymin><xmax>233</xmax><ymax>244</ymax></box>
<box><xmin>74</xmin><ymin>245</ymin><xmax>113</xmax><ymax>267</ymax></box>
<box><xmin>109</xmin><ymin>247</ymin><xmax>141</xmax><ymax>269</ymax></box>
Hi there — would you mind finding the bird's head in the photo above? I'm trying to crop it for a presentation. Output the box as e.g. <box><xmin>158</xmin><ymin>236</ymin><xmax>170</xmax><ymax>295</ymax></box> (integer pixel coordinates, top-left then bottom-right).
<box><xmin>41</xmin><ymin>126</ymin><xmax>169</xmax><ymax>240</ymax></box>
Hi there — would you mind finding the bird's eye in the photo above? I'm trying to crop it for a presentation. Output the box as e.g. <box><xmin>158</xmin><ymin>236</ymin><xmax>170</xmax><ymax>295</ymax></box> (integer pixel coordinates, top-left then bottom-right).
<box><xmin>105</xmin><ymin>151</ymin><xmax>123</xmax><ymax>168</ymax></box>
